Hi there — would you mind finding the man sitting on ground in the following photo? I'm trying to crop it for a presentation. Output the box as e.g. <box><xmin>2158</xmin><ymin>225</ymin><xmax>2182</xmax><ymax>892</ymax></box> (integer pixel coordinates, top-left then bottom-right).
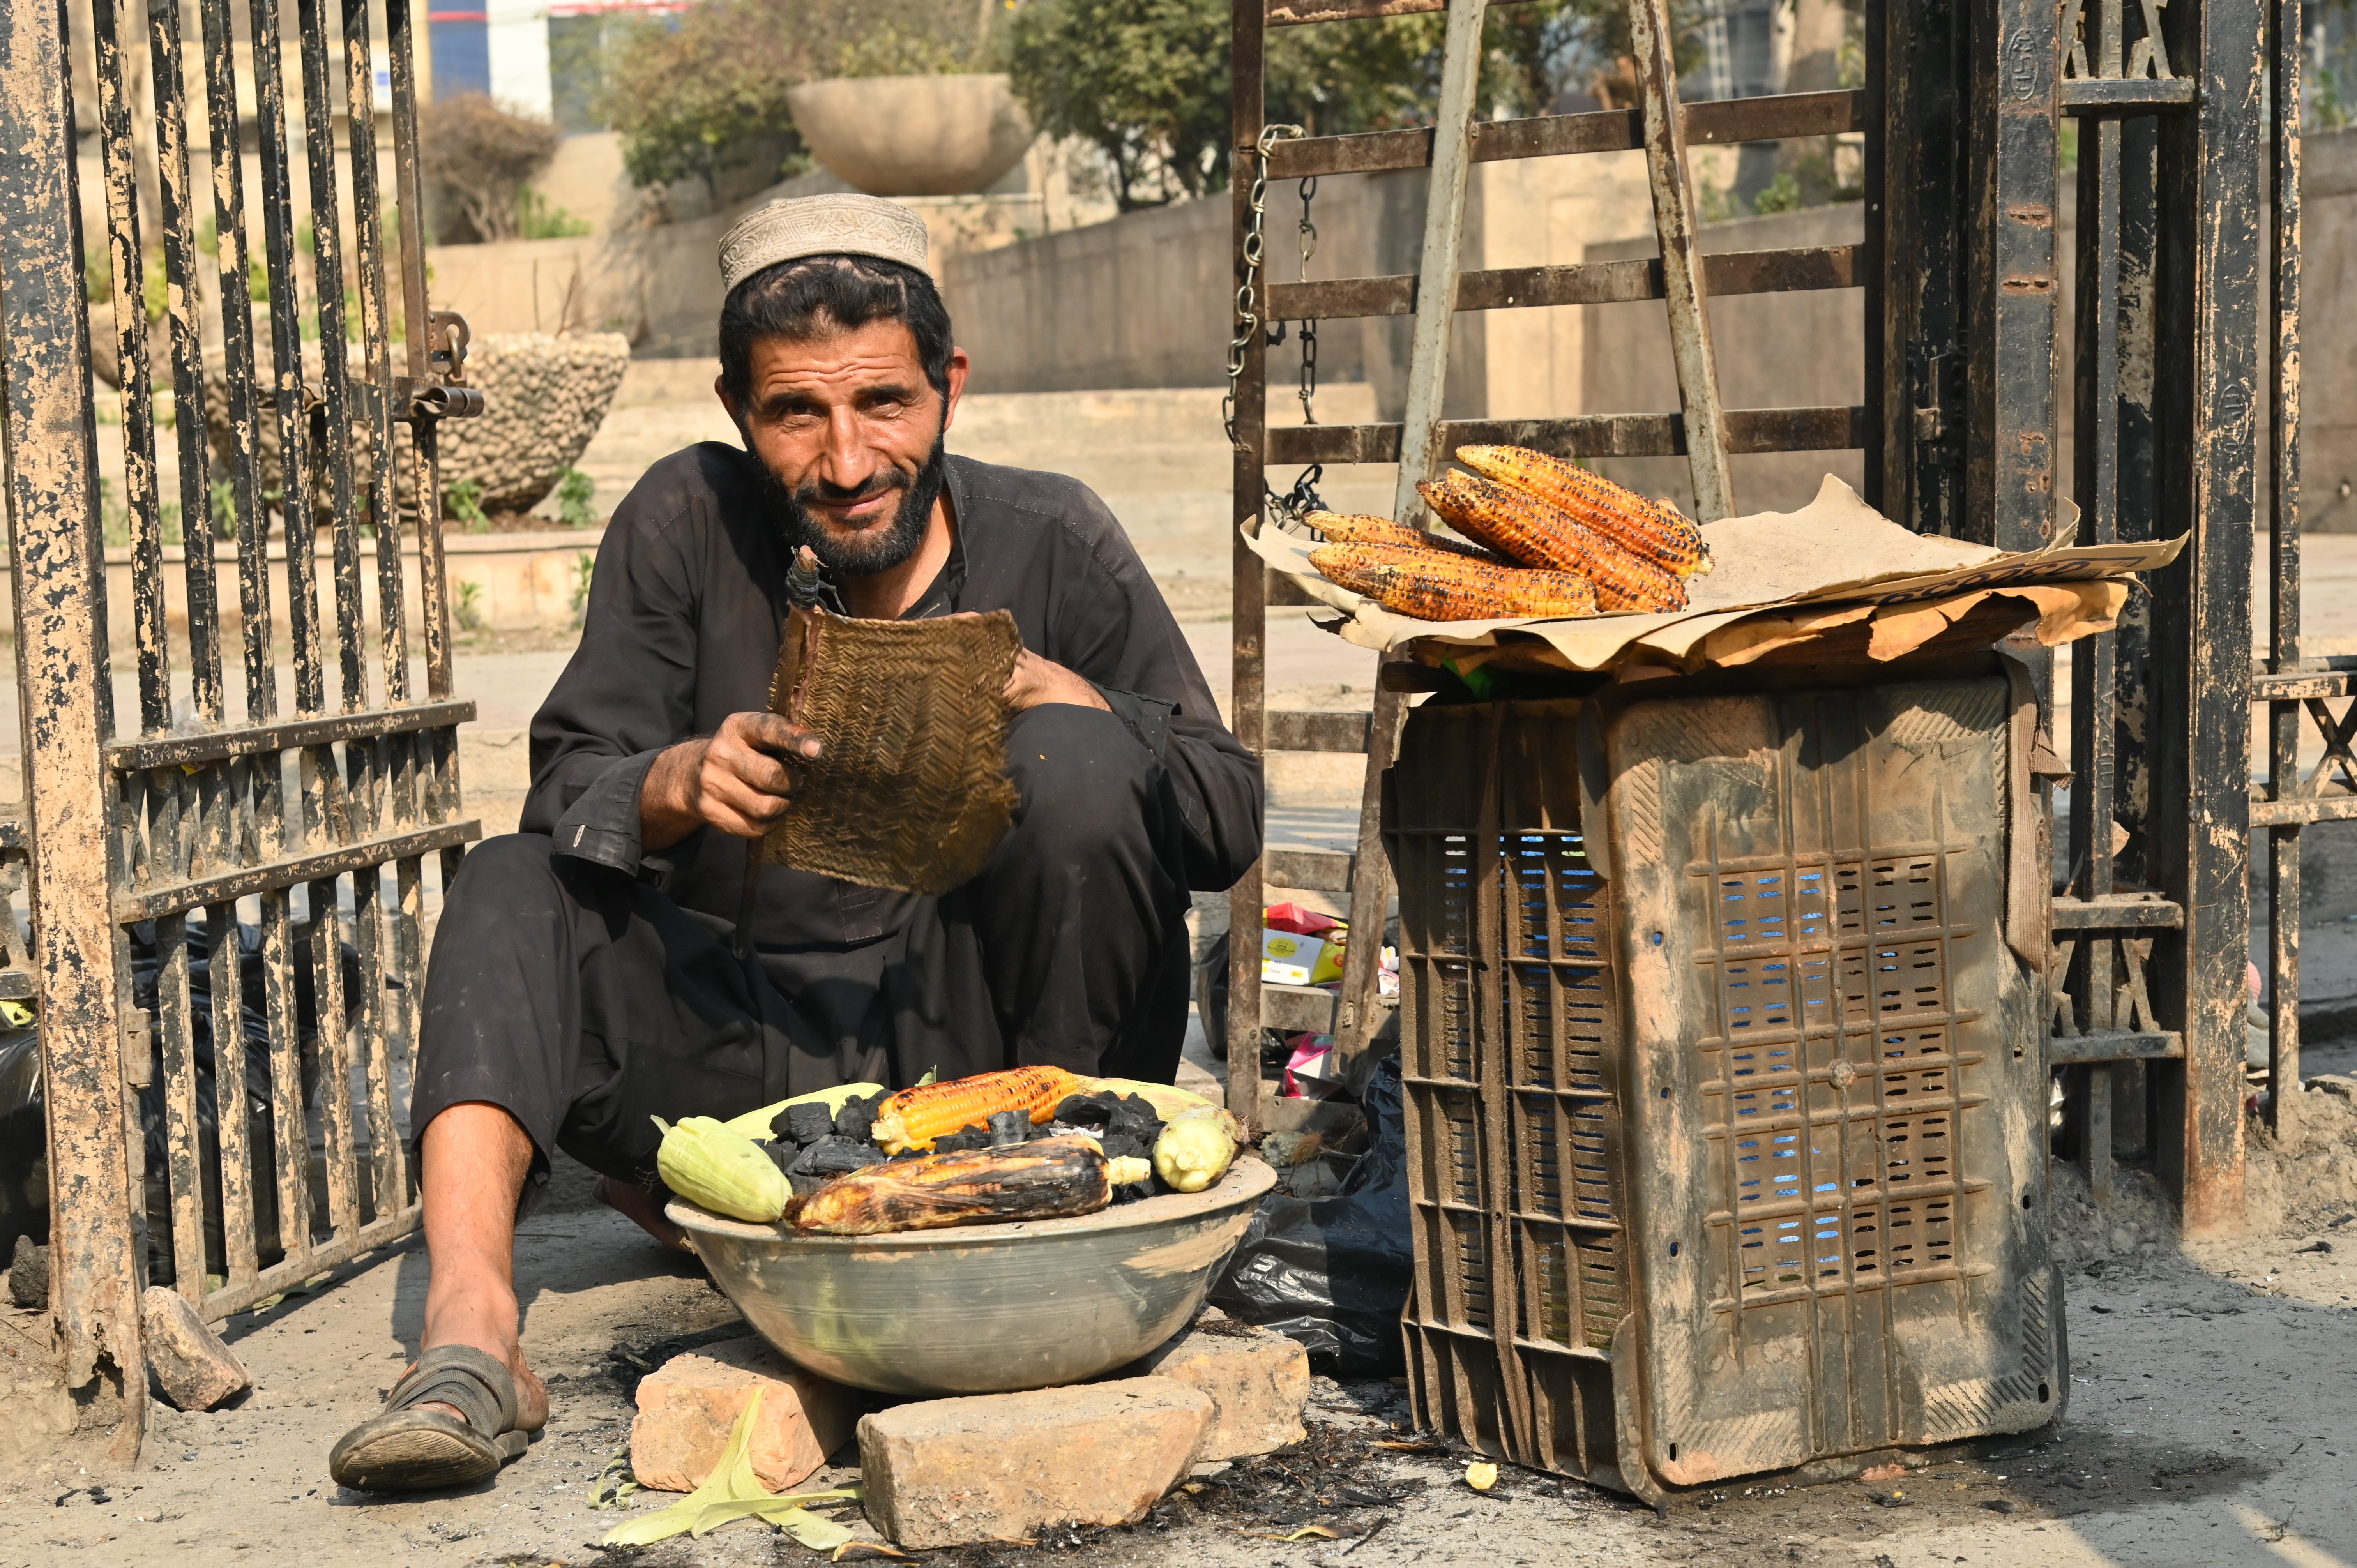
<box><xmin>329</xmin><ymin>194</ymin><xmax>1260</xmax><ymax>1492</ymax></box>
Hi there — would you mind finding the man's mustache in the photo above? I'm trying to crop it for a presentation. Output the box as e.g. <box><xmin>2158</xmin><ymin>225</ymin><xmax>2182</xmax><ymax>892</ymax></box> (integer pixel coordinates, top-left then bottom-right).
<box><xmin>798</xmin><ymin>468</ymin><xmax>911</xmax><ymax>511</ymax></box>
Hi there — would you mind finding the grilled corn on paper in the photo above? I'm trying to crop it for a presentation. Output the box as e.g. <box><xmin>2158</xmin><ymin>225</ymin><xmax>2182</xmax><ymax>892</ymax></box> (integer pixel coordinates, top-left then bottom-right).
<box><xmin>1247</xmin><ymin>471</ymin><xmax>2182</xmax><ymax>673</ymax></box>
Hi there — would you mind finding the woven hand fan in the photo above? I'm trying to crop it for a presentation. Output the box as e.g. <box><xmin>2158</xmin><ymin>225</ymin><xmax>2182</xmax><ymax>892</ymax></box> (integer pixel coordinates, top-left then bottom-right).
<box><xmin>755</xmin><ymin>604</ymin><xmax>1023</xmax><ymax>895</ymax></box>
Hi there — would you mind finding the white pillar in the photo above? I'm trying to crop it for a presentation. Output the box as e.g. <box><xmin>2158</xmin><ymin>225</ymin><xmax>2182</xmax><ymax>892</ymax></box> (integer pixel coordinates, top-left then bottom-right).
<box><xmin>486</xmin><ymin>0</ymin><xmax>553</xmax><ymax>122</ymax></box>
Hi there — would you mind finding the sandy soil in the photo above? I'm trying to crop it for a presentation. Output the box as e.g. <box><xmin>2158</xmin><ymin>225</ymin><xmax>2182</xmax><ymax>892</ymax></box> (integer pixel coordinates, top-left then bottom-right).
<box><xmin>0</xmin><ymin>1095</ymin><xmax>2349</xmax><ymax>1568</ymax></box>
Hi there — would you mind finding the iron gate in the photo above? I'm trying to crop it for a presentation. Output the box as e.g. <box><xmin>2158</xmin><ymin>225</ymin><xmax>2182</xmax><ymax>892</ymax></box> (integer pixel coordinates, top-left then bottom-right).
<box><xmin>0</xmin><ymin>0</ymin><xmax>477</xmax><ymax>1448</ymax></box>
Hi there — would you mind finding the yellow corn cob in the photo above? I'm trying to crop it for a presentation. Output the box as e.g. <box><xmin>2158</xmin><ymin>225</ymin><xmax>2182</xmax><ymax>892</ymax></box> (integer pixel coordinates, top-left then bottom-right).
<box><xmin>1303</xmin><ymin>510</ymin><xmax>1505</xmax><ymax>562</ymax></box>
<box><xmin>1454</xmin><ymin>445</ymin><xmax>1712</xmax><ymax>576</ymax></box>
<box><xmin>870</xmin><ymin>1065</ymin><xmax>1089</xmax><ymax>1154</ymax></box>
<box><xmin>1418</xmin><ymin>473</ymin><xmax>1686</xmax><ymax>613</ymax></box>
<box><xmin>1309</xmin><ymin>542</ymin><xmax>1598</xmax><ymax>622</ymax></box>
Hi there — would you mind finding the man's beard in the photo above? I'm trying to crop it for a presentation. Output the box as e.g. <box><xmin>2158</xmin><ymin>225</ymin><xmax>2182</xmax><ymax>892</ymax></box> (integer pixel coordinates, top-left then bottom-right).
<box><xmin>757</xmin><ymin>435</ymin><xmax>948</xmax><ymax>579</ymax></box>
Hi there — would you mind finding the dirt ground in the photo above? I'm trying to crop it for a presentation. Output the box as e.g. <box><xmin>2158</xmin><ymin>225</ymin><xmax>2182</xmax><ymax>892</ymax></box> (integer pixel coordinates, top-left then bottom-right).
<box><xmin>0</xmin><ymin>1076</ymin><xmax>2351</xmax><ymax>1568</ymax></box>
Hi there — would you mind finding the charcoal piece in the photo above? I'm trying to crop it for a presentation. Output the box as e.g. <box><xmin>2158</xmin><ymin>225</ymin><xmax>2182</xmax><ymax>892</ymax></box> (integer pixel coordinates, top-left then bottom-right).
<box><xmin>930</xmin><ymin>1124</ymin><xmax>995</xmax><ymax>1154</ymax></box>
<box><xmin>791</xmin><ymin>1137</ymin><xmax>887</xmax><ymax>1178</ymax></box>
<box><xmin>780</xmin><ymin>1101</ymin><xmax>837</xmax><ymax>1146</ymax></box>
<box><xmin>1107</xmin><ymin>1095</ymin><xmax>1163</xmax><ymax>1144</ymax></box>
<box><xmin>1099</xmin><ymin>1132</ymin><xmax>1150</xmax><ymax>1163</ymax></box>
<box><xmin>1053</xmin><ymin>1091</ymin><xmax>1126</xmax><ymax>1128</ymax></box>
<box><xmin>833</xmin><ymin>1095</ymin><xmax>879</xmax><ymax>1144</ymax></box>
<box><xmin>763</xmin><ymin>1140</ymin><xmax>801</xmax><ymax>1177</ymax></box>
<box><xmin>986</xmin><ymin>1109</ymin><xmax>1029</xmax><ymax>1147</ymax></box>
<box><xmin>1109</xmin><ymin>1180</ymin><xmax>1149</xmax><ymax>1205</ymax></box>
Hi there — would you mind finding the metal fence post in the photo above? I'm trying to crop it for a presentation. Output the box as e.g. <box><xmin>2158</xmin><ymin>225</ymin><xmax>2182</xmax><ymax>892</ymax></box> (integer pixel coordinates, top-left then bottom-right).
<box><xmin>0</xmin><ymin>0</ymin><xmax>147</xmax><ymax>1457</ymax></box>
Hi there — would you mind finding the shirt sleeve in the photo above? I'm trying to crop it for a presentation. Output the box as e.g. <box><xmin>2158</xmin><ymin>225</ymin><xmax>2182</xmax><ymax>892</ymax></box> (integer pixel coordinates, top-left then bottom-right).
<box><xmin>521</xmin><ymin>476</ymin><xmax>705</xmax><ymax>868</ymax></box>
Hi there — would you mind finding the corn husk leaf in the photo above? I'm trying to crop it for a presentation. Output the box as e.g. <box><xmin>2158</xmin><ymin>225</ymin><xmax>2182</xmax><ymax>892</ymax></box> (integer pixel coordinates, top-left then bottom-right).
<box><xmin>720</xmin><ymin>1082</ymin><xmax>885</xmax><ymax>1141</ymax></box>
<box><xmin>1083</xmin><ymin>1077</ymin><xmax>1214</xmax><ymax>1120</ymax></box>
<box><xmin>600</xmin><ymin>1390</ymin><xmax>857</xmax><ymax>1546</ymax></box>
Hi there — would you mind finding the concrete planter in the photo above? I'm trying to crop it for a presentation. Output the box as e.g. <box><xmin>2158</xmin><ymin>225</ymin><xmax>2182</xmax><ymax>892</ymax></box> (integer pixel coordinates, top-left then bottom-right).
<box><xmin>784</xmin><ymin>74</ymin><xmax>1034</xmax><ymax>198</ymax></box>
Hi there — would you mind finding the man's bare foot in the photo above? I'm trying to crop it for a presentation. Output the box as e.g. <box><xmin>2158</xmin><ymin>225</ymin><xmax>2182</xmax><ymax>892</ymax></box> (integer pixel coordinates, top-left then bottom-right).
<box><xmin>596</xmin><ymin>1174</ymin><xmax>692</xmax><ymax>1251</ymax></box>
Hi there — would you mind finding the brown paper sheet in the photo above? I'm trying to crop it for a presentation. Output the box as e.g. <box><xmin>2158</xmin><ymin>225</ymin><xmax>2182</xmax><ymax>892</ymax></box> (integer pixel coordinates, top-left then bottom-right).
<box><xmin>1246</xmin><ymin>473</ymin><xmax>2179</xmax><ymax>674</ymax></box>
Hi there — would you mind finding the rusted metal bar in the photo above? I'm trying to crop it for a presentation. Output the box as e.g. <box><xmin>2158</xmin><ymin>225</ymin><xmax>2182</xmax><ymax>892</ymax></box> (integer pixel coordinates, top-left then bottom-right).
<box><xmin>2253</xmin><ymin>796</ymin><xmax>2357</xmax><ymax>827</ymax></box>
<box><xmin>116</xmin><ymin>820</ymin><xmax>481</xmax><ymax>922</ymax></box>
<box><xmin>196</xmin><ymin>1210</ymin><xmax>418</xmax><ymax>1320</ymax></box>
<box><xmin>385</xmin><ymin>0</ymin><xmax>429</xmax><ymax>701</ymax></box>
<box><xmin>1860</xmin><ymin>0</ymin><xmax>1885</xmax><ymax>509</ymax></box>
<box><xmin>344</xmin><ymin>0</ymin><xmax>398</xmax><ymax>687</ymax></box>
<box><xmin>1268</xmin><ymin>245</ymin><xmax>1860</xmax><ymax>321</ymax></box>
<box><xmin>1967</xmin><ymin>0</ymin><xmax>2062</xmax><ymax>552</ymax></box>
<box><xmin>90</xmin><ymin>0</ymin><xmax>170</xmax><ymax>734</ymax></box>
<box><xmin>148</xmin><ymin>0</ymin><xmax>224</xmax><ymax>724</ymax></box>
<box><xmin>1266</xmin><ymin>91</ymin><xmax>1865</xmax><ymax>180</ymax></box>
<box><xmin>108</xmin><ymin>698</ymin><xmax>477</xmax><ymax>772</ymax></box>
<box><xmin>2263</xmin><ymin>0</ymin><xmax>2302</xmax><ymax>1132</ymax></box>
<box><xmin>246</xmin><ymin>0</ymin><xmax>321</xmax><ymax>712</ymax></box>
<box><xmin>196</xmin><ymin>0</ymin><xmax>274</xmax><ymax>708</ymax></box>
<box><xmin>2251</xmin><ymin>668</ymin><xmax>2352</xmax><ymax>698</ymax></box>
<box><xmin>0</xmin><ymin>0</ymin><xmax>146</xmax><ymax>1448</ymax></box>
<box><xmin>1226</xmin><ymin>0</ymin><xmax>1269</xmax><ymax>1132</ymax></box>
<box><xmin>297</xmin><ymin>0</ymin><xmax>366</xmax><ymax>715</ymax></box>
<box><xmin>1389</xmin><ymin>0</ymin><xmax>1488</xmax><ymax>520</ymax></box>
<box><xmin>2066</xmin><ymin>99</ymin><xmax>2125</xmax><ymax>1181</ymax></box>
<box><xmin>2048</xmin><ymin>1030</ymin><xmax>2186</xmax><ymax>1062</ymax></box>
<box><xmin>2051</xmin><ymin>894</ymin><xmax>2184</xmax><ymax>928</ymax></box>
<box><xmin>1268</xmin><ymin>405</ymin><xmax>1866</xmax><ymax>465</ymax></box>
<box><xmin>1627</xmin><ymin>0</ymin><xmax>1733</xmax><ymax>520</ymax></box>
<box><xmin>2150</xmin><ymin>0</ymin><xmax>2258</xmax><ymax>1235</ymax></box>
<box><xmin>2059</xmin><ymin>76</ymin><xmax>2196</xmax><ymax>109</ymax></box>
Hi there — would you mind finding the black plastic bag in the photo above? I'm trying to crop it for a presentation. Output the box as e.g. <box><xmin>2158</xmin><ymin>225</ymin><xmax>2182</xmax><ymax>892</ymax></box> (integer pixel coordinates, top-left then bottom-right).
<box><xmin>0</xmin><ymin>918</ymin><xmax>361</xmax><ymax>1281</ymax></box>
<box><xmin>1207</xmin><ymin>1054</ymin><xmax>1412</xmax><ymax>1376</ymax></box>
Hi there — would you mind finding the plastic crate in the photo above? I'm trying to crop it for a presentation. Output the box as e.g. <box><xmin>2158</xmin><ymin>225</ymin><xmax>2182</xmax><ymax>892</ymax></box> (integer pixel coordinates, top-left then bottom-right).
<box><xmin>1392</xmin><ymin>673</ymin><xmax>2067</xmax><ymax>1497</ymax></box>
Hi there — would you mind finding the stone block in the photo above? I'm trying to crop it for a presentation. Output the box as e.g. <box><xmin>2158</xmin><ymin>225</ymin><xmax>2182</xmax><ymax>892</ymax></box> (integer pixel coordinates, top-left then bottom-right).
<box><xmin>1122</xmin><ymin>1309</ymin><xmax>1309</xmax><ymax>1459</ymax></box>
<box><xmin>859</xmin><ymin>1377</ymin><xmax>1212</xmax><ymax>1549</ymax></box>
<box><xmin>629</xmin><ymin>1335</ymin><xmax>856</xmax><ymax>1493</ymax></box>
<box><xmin>140</xmin><ymin>1286</ymin><xmax>251</xmax><ymax>1411</ymax></box>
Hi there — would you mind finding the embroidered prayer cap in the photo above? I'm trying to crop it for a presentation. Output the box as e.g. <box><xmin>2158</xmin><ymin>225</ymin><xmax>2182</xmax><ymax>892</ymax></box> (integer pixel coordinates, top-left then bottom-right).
<box><xmin>719</xmin><ymin>193</ymin><xmax>931</xmax><ymax>294</ymax></box>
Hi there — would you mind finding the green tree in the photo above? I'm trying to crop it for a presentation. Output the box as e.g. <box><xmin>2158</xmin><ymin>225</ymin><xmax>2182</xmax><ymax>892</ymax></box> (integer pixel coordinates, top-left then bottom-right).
<box><xmin>600</xmin><ymin>0</ymin><xmax>983</xmax><ymax>197</ymax></box>
<box><xmin>1006</xmin><ymin>0</ymin><xmax>1694</xmax><ymax>212</ymax></box>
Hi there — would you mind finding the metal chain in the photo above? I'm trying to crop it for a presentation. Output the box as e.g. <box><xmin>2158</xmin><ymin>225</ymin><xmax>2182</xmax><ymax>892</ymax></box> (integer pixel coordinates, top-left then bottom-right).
<box><xmin>1223</xmin><ymin>123</ymin><xmax>1304</xmax><ymax>449</ymax></box>
<box><xmin>1297</xmin><ymin>175</ymin><xmax>1319</xmax><ymax>426</ymax></box>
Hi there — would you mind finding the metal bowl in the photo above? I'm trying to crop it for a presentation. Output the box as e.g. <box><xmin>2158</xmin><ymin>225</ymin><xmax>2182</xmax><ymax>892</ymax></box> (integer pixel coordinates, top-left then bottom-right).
<box><xmin>668</xmin><ymin>1159</ymin><xmax>1277</xmax><ymax>1396</ymax></box>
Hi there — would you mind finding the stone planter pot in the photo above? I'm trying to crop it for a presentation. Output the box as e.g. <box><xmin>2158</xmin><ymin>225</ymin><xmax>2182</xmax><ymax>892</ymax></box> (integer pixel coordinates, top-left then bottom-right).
<box><xmin>203</xmin><ymin>330</ymin><xmax>629</xmax><ymax>522</ymax></box>
<box><xmin>784</xmin><ymin>73</ymin><xmax>1034</xmax><ymax>198</ymax></box>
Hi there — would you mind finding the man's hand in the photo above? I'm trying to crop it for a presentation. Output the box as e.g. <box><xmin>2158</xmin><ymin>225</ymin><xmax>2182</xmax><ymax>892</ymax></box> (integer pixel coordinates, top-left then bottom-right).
<box><xmin>1005</xmin><ymin>648</ymin><xmax>1110</xmax><ymax>713</ymax></box>
<box><xmin>641</xmin><ymin>711</ymin><xmax>822</xmax><ymax>850</ymax></box>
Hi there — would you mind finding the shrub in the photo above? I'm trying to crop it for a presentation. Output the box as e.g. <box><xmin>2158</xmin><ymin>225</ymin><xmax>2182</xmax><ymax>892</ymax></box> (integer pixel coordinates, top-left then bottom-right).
<box><xmin>417</xmin><ymin>95</ymin><xmax>561</xmax><ymax>244</ymax></box>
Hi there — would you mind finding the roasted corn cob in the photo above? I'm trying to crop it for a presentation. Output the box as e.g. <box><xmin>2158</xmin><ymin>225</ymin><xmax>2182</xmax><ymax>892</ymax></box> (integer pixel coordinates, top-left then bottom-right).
<box><xmin>1418</xmin><ymin>473</ymin><xmax>1686</xmax><ymax>613</ymax></box>
<box><xmin>870</xmin><ymin>1065</ymin><xmax>1089</xmax><ymax>1154</ymax></box>
<box><xmin>791</xmin><ymin>1136</ymin><xmax>1112</xmax><ymax>1234</ymax></box>
<box><xmin>1453</xmin><ymin>445</ymin><xmax>1712</xmax><ymax>576</ymax></box>
<box><xmin>1309</xmin><ymin>542</ymin><xmax>1599</xmax><ymax>622</ymax></box>
<box><xmin>1303</xmin><ymin>510</ymin><xmax>1504</xmax><ymax>562</ymax></box>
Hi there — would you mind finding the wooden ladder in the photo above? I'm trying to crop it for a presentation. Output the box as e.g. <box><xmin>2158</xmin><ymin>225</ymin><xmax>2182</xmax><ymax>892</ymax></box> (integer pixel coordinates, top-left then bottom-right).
<box><xmin>1225</xmin><ymin>0</ymin><xmax>1869</xmax><ymax>1130</ymax></box>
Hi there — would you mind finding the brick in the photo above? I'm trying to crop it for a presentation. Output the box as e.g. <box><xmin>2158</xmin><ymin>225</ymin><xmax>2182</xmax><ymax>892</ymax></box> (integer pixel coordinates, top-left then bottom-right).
<box><xmin>629</xmin><ymin>1335</ymin><xmax>856</xmax><ymax>1493</ymax></box>
<box><xmin>140</xmin><ymin>1286</ymin><xmax>251</xmax><ymax>1412</ymax></box>
<box><xmin>858</xmin><ymin>1377</ymin><xmax>1211</xmax><ymax>1549</ymax></box>
<box><xmin>1122</xmin><ymin>1308</ymin><xmax>1309</xmax><ymax>1459</ymax></box>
